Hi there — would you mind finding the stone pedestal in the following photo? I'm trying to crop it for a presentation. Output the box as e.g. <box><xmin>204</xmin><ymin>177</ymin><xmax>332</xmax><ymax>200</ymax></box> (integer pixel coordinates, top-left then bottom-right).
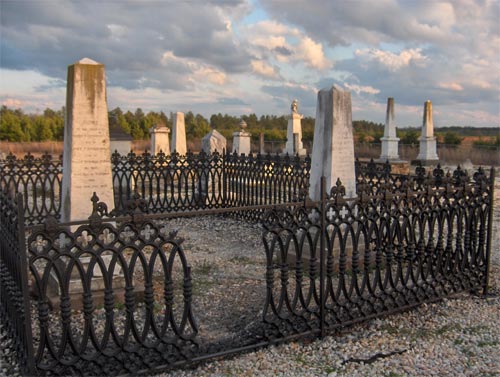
<box><xmin>259</xmin><ymin>133</ymin><xmax>265</xmax><ymax>154</ymax></box>
<box><xmin>202</xmin><ymin>129</ymin><xmax>227</xmax><ymax>154</ymax></box>
<box><xmin>309</xmin><ymin>86</ymin><xmax>356</xmax><ymax>201</ymax></box>
<box><xmin>233</xmin><ymin>120</ymin><xmax>251</xmax><ymax>155</ymax></box>
<box><xmin>414</xmin><ymin>100</ymin><xmax>439</xmax><ymax>165</ymax></box>
<box><xmin>61</xmin><ymin>58</ymin><xmax>114</xmax><ymax>222</ymax></box>
<box><xmin>150</xmin><ymin>125</ymin><xmax>170</xmax><ymax>155</ymax></box>
<box><xmin>285</xmin><ymin>113</ymin><xmax>307</xmax><ymax>156</ymax></box>
<box><xmin>379</xmin><ymin>97</ymin><xmax>400</xmax><ymax>161</ymax></box>
<box><xmin>171</xmin><ymin>112</ymin><xmax>187</xmax><ymax>155</ymax></box>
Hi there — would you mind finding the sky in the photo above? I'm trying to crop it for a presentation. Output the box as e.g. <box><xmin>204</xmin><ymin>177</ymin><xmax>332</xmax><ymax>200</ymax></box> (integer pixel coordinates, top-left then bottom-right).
<box><xmin>0</xmin><ymin>0</ymin><xmax>499</xmax><ymax>128</ymax></box>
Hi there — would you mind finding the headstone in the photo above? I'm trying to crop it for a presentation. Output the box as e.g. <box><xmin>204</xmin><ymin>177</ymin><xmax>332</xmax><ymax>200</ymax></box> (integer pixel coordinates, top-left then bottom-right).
<box><xmin>259</xmin><ymin>133</ymin><xmax>265</xmax><ymax>154</ymax></box>
<box><xmin>285</xmin><ymin>99</ymin><xmax>307</xmax><ymax>156</ymax></box>
<box><xmin>150</xmin><ymin>124</ymin><xmax>170</xmax><ymax>155</ymax></box>
<box><xmin>202</xmin><ymin>128</ymin><xmax>227</xmax><ymax>154</ymax></box>
<box><xmin>171</xmin><ymin>112</ymin><xmax>187</xmax><ymax>155</ymax></box>
<box><xmin>379</xmin><ymin>97</ymin><xmax>400</xmax><ymax>161</ymax></box>
<box><xmin>61</xmin><ymin>58</ymin><xmax>114</xmax><ymax>222</ymax></box>
<box><xmin>309</xmin><ymin>86</ymin><xmax>356</xmax><ymax>201</ymax></box>
<box><xmin>232</xmin><ymin>120</ymin><xmax>251</xmax><ymax>155</ymax></box>
<box><xmin>414</xmin><ymin>100</ymin><xmax>439</xmax><ymax>165</ymax></box>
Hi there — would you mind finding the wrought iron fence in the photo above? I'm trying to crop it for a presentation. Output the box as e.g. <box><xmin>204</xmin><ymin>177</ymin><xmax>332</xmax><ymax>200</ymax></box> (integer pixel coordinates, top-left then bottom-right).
<box><xmin>0</xmin><ymin>162</ymin><xmax>494</xmax><ymax>376</ymax></box>
<box><xmin>1</xmin><ymin>151</ymin><xmax>404</xmax><ymax>226</ymax></box>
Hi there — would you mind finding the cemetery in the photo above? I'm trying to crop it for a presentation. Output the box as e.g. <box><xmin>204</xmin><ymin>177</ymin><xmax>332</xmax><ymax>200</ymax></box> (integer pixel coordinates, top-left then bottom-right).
<box><xmin>0</xmin><ymin>60</ymin><xmax>496</xmax><ymax>376</ymax></box>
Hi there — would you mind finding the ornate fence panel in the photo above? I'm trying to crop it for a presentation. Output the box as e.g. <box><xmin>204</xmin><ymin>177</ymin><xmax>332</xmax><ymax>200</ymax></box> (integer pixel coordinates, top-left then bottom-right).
<box><xmin>27</xmin><ymin>209</ymin><xmax>198</xmax><ymax>375</ymax></box>
<box><xmin>261</xmin><ymin>167</ymin><xmax>495</xmax><ymax>336</ymax></box>
<box><xmin>0</xmin><ymin>153</ymin><xmax>62</xmax><ymax>225</ymax></box>
<box><xmin>0</xmin><ymin>191</ymin><xmax>35</xmax><ymax>375</ymax></box>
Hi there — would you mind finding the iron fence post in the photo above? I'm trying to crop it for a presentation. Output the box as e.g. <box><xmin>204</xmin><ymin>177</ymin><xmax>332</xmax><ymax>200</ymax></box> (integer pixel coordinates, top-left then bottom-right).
<box><xmin>16</xmin><ymin>193</ymin><xmax>36</xmax><ymax>375</ymax></box>
<box><xmin>483</xmin><ymin>167</ymin><xmax>496</xmax><ymax>295</ymax></box>
<box><xmin>319</xmin><ymin>176</ymin><xmax>326</xmax><ymax>338</ymax></box>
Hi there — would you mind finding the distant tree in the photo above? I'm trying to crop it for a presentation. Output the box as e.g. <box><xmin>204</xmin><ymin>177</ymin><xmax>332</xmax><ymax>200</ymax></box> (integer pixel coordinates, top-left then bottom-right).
<box><xmin>441</xmin><ymin>131</ymin><xmax>463</xmax><ymax>146</ymax></box>
<box><xmin>399</xmin><ymin>129</ymin><xmax>420</xmax><ymax>145</ymax></box>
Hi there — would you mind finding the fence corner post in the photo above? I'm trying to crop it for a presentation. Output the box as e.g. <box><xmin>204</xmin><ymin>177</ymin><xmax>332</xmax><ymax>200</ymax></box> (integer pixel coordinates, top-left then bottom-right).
<box><xmin>483</xmin><ymin>166</ymin><xmax>496</xmax><ymax>296</ymax></box>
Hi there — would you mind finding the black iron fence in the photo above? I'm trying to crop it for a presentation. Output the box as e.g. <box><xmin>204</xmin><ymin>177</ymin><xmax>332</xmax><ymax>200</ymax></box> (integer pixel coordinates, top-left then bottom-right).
<box><xmin>1</xmin><ymin>151</ymin><xmax>400</xmax><ymax>226</ymax></box>
<box><xmin>0</xmin><ymin>151</ymin><xmax>495</xmax><ymax>376</ymax></box>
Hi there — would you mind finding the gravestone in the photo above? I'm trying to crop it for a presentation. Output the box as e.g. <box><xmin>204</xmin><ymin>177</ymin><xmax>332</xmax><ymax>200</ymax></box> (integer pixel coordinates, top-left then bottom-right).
<box><xmin>414</xmin><ymin>100</ymin><xmax>439</xmax><ymax>165</ymax></box>
<box><xmin>202</xmin><ymin>128</ymin><xmax>227</xmax><ymax>154</ymax></box>
<box><xmin>259</xmin><ymin>133</ymin><xmax>265</xmax><ymax>154</ymax></box>
<box><xmin>150</xmin><ymin>124</ymin><xmax>170</xmax><ymax>155</ymax></box>
<box><xmin>284</xmin><ymin>99</ymin><xmax>307</xmax><ymax>156</ymax></box>
<box><xmin>309</xmin><ymin>86</ymin><xmax>356</xmax><ymax>201</ymax></box>
<box><xmin>61</xmin><ymin>58</ymin><xmax>114</xmax><ymax>222</ymax></box>
<box><xmin>171</xmin><ymin>112</ymin><xmax>187</xmax><ymax>155</ymax></box>
<box><xmin>379</xmin><ymin>97</ymin><xmax>400</xmax><ymax>161</ymax></box>
<box><xmin>233</xmin><ymin>120</ymin><xmax>251</xmax><ymax>155</ymax></box>
<box><xmin>57</xmin><ymin>58</ymin><xmax>128</xmax><ymax>308</ymax></box>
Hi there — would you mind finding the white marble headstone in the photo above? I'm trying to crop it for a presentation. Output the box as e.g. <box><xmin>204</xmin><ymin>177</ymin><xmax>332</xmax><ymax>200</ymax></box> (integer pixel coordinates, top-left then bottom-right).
<box><xmin>171</xmin><ymin>112</ymin><xmax>187</xmax><ymax>155</ymax></box>
<box><xmin>380</xmin><ymin>97</ymin><xmax>400</xmax><ymax>161</ymax></box>
<box><xmin>309</xmin><ymin>86</ymin><xmax>356</xmax><ymax>201</ymax></box>
<box><xmin>61</xmin><ymin>58</ymin><xmax>114</xmax><ymax>222</ymax></box>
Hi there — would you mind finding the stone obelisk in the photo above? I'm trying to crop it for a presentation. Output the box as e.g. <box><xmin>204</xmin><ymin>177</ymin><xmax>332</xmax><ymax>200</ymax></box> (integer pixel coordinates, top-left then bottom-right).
<box><xmin>284</xmin><ymin>99</ymin><xmax>307</xmax><ymax>156</ymax></box>
<box><xmin>171</xmin><ymin>112</ymin><xmax>187</xmax><ymax>155</ymax></box>
<box><xmin>414</xmin><ymin>100</ymin><xmax>439</xmax><ymax>164</ymax></box>
<box><xmin>61</xmin><ymin>58</ymin><xmax>114</xmax><ymax>222</ymax></box>
<box><xmin>379</xmin><ymin>97</ymin><xmax>400</xmax><ymax>161</ymax></box>
<box><xmin>309</xmin><ymin>86</ymin><xmax>356</xmax><ymax>201</ymax></box>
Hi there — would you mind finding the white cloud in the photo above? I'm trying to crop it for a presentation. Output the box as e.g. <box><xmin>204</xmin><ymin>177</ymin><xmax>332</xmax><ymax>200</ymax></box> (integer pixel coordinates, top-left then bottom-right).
<box><xmin>355</xmin><ymin>48</ymin><xmax>427</xmax><ymax>71</ymax></box>
<box><xmin>344</xmin><ymin>83</ymin><xmax>380</xmax><ymax>95</ymax></box>
<box><xmin>251</xmin><ymin>60</ymin><xmax>281</xmax><ymax>79</ymax></box>
<box><xmin>295</xmin><ymin>36</ymin><xmax>331</xmax><ymax>70</ymax></box>
<box><xmin>438</xmin><ymin>82</ymin><xmax>464</xmax><ymax>91</ymax></box>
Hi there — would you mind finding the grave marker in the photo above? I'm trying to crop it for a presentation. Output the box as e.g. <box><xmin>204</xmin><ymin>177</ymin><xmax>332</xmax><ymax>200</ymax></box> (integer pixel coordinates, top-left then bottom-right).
<box><xmin>61</xmin><ymin>58</ymin><xmax>114</xmax><ymax>222</ymax></box>
<box><xmin>414</xmin><ymin>100</ymin><xmax>439</xmax><ymax>165</ymax></box>
<box><xmin>309</xmin><ymin>86</ymin><xmax>356</xmax><ymax>201</ymax></box>
<box><xmin>379</xmin><ymin>97</ymin><xmax>400</xmax><ymax>161</ymax></box>
<box><xmin>171</xmin><ymin>112</ymin><xmax>187</xmax><ymax>155</ymax></box>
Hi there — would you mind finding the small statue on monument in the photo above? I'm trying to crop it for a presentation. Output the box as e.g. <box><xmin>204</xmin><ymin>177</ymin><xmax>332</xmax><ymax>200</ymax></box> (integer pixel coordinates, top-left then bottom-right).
<box><xmin>291</xmin><ymin>99</ymin><xmax>298</xmax><ymax>114</ymax></box>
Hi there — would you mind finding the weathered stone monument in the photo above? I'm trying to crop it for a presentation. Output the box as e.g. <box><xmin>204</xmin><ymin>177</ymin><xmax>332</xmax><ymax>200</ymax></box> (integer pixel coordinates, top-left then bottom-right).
<box><xmin>61</xmin><ymin>58</ymin><xmax>114</xmax><ymax>222</ymax></box>
<box><xmin>309</xmin><ymin>86</ymin><xmax>356</xmax><ymax>201</ymax></box>
<box><xmin>150</xmin><ymin>124</ymin><xmax>170</xmax><ymax>155</ymax></box>
<box><xmin>233</xmin><ymin>119</ymin><xmax>251</xmax><ymax>155</ymax></box>
<box><xmin>202</xmin><ymin>127</ymin><xmax>227</xmax><ymax>154</ymax></box>
<box><xmin>414</xmin><ymin>100</ymin><xmax>439</xmax><ymax>165</ymax></box>
<box><xmin>379</xmin><ymin>97</ymin><xmax>400</xmax><ymax>161</ymax></box>
<box><xmin>284</xmin><ymin>99</ymin><xmax>307</xmax><ymax>156</ymax></box>
<box><xmin>171</xmin><ymin>111</ymin><xmax>187</xmax><ymax>155</ymax></box>
<box><xmin>57</xmin><ymin>58</ymin><xmax>127</xmax><ymax>308</ymax></box>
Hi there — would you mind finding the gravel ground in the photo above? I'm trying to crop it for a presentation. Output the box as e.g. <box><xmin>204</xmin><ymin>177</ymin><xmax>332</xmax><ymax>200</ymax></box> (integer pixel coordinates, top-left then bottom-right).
<box><xmin>1</xmin><ymin>174</ymin><xmax>499</xmax><ymax>377</ymax></box>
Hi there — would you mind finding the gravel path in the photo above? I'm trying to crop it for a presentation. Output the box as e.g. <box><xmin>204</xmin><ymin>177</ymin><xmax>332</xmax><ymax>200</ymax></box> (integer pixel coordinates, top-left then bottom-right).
<box><xmin>1</xmin><ymin>175</ymin><xmax>499</xmax><ymax>377</ymax></box>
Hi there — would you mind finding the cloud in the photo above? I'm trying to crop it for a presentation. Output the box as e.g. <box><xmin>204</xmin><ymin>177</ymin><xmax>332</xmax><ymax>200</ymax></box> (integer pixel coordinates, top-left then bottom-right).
<box><xmin>251</xmin><ymin>60</ymin><xmax>281</xmax><ymax>79</ymax></box>
<box><xmin>355</xmin><ymin>48</ymin><xmax>427</xmax><ymax>71</ymax></box>
<box><xmin>438</xmin><ymin>82</ymin><xmax>464</xmax><ymax>91</ymax></box>
<box><xmin>295</xmin><ymin>36</ymin><xmax>332</xmax><ymax>70</ymax></box>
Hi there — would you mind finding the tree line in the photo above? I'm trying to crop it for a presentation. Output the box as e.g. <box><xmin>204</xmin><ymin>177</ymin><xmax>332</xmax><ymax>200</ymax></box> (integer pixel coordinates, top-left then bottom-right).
<box><xmin>1</xmin><ymin>105</ymin><xmax>496</xmax><ymax>146</ymax></box>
